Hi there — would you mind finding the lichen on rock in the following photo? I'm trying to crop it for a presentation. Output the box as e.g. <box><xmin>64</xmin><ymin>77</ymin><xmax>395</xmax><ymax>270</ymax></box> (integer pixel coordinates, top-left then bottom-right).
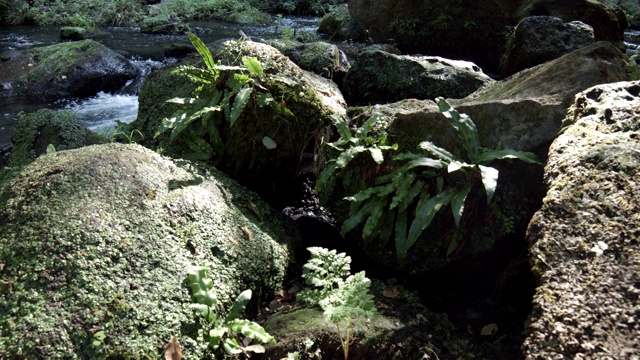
<box><xmin>0</xmin><ymin>143</ymin><xmax>299</xmax><ymax>359</ymax></box>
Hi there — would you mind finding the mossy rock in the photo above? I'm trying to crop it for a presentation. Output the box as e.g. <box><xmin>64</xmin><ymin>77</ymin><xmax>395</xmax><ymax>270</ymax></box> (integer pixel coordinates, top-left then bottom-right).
<box><xmin>317</xmin><ymin>4</ymin><xmax>363</xmax><ymax>41</ymax></box>
<box><xmin>140</xmin><ymin>14</ymin><xmax>190</xmax><ymax>35</ymax></box>
<box><xmin>60</xmin><ymin>26</ymin><xmax>88</xmax><ymax>41</ymax></box>
<box><xmin>223</xmin><ymin>8</ymin><xmax>272</xmax><ymax>25</ymax></box>
<box><xmin>0</xmin><ymin>143</ymin><xmax>300</xmax><ymax>358</ymax></box>
<box><xmin>0</xmin><ymin>39</ymin><xmax>137</xmax><ymax>100</ymax></box>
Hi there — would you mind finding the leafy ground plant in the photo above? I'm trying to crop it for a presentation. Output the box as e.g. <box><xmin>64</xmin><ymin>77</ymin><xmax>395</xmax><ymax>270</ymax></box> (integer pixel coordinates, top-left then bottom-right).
<box><xmin>317</xmin><ymin>98</ymin><xmax>542</xmax><ymax>260</ymax></box>
<box><xmin>155</xmin><ymin>32</ymin><xmax>296</xmax><ymax>160</ymax></box>
<box><xmin>187</xmin><ymin>265</ymin><xmax>276</xmax><ymax>357</ymax></box>
<box><xmin>297</xmin><ymin>247</ymin><xmax>377</xmax><ymax>360</ymax></box>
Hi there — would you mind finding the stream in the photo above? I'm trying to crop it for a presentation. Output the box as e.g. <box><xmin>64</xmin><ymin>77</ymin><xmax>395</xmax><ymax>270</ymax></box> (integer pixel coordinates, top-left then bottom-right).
<box><xmin>0</xmin><ymin>16</ymin><xmax>321</xmax><ymax>146</ymax></box>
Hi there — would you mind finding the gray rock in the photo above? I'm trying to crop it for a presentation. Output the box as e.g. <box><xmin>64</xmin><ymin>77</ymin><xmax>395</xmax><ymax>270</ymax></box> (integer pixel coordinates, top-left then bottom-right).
<box><xmin>523</xmin><ymin>80</ymin><xmax>640</xmax><ymax>359</ymax></box>
<box><xmin>333</xmin><ymin>41</ymin><xmax>628</xmax><ymax>277</ymax></box>
<box><xmin>342</xmin><ymin>50</ymin><xmax>494</xmax><ymax>105</ymax></box>
<box><xmin>0</xmin><ymin>143</ymin><xmax>299</xmax><ymax>358</ymax></box>
<box><xmin>266</xmin><ymin>39</ymin><xmax>350</xmax><ymax>81</ymax></box>
<box><xmin>501</xmin><ymin>16</ymin><xmax>595</xmax><ymax>77</ymax></box>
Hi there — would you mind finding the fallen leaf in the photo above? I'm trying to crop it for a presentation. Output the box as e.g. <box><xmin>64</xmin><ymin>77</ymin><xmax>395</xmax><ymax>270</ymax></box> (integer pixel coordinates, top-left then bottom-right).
<box><xmin>164</xmin><ymin>337</ymin><xmax>182</xmax><ymax>360</ymax></box>
<box><xmin>244</xmin><ymin>344</ymin><xmax>266</xmax><ymax>353</ymax></box>
<box><xmin>467</xmin><ymin>325</ymin><xmax>474</xmax><ymax>335</ymax></box>
<box><xmin>383</xmin><ymin>287</ymin><xmax>400</xmax><ymax>298</ymax></box>
<box><xmin>480</xmin><ymin>323</ymin><xmax>498</xmax><ymax>336</ymax></box>
<box><xmin>241</xmin><ymin>226</ymin><xmax>253</xmax><ymax>241</ymax></box>
<box><xmin>416</xmin><ymin>313</ymin><xmax>427</xmax><ymax>323</ymax></box>
<box><xmin>229</xmin><ymin>236</ymin><xmax>239</xmax><ymax>245</ymax></box>
<box><xmin>244</xmin><ymin>202</ymin><xmax>261</xmax><ymax>218</ymax></box>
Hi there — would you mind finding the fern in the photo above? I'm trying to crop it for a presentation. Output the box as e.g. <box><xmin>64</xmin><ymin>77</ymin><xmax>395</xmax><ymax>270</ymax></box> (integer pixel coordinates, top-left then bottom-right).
<box><xmin>187</xmin><ymin>266</ymin><xmax>276</xmax><ymax>358</ymax></box>
<box><xmin>155</xmin><ymin>33</ymin><xmax>296</xmax><ymax>160</ymax></box>
<box><xmin>318</xmin><ymin>98</ymin><xmax>543</xmax><ymax>261</ymax></box>
<box><xmin>297</xmin><ymin>247</ymin><xmax>377</xmax><ymax>360</ymax></box>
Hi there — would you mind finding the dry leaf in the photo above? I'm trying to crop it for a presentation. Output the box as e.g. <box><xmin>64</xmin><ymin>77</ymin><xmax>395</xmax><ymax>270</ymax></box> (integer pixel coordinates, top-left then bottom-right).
<box><xmin>241</xmin><ymin>226</ymin><xmax>253</xmax><ymax>240</ymax></box>
<box><xmin>383</xmin><ymin>287</ymin><xmax>400</xmax><ymax>298</ymax></box>
<box><xmin>467</xmin><ymin>325</ymin><xmax>474</xmax><ymax>335</ymax></box>
<box><xmin>164</xmin><ymin>337</ymin><xmax>182</xmax><ymax>360</ymax></box>
<box><xmin>480</xmin><ymin>323</ymin><xmax>499</xmax><ymax>336</ymax></box>
<box><xmin>244</xmin><ymin>202</ymin><xmax>261</xmax><ymax>218</ymax></box>
<box><xmin>229</xmin><ymin>236</ymin><xmax>239</xmax><ymax>245</ymax></box>
<box><xmin>416</xmin><ymin>313</ymin><xmax>427</xmax><ymax>323</ymax></box>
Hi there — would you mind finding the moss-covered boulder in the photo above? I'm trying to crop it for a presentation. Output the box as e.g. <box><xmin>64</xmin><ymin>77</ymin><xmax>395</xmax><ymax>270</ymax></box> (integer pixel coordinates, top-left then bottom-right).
<box><xmin>317</xmin><ymin>4</ymin><xmax>363</xmax><ymax>41</ymax></box>
<box><xmin>0</xmin><ymin>39</ymin><xmax>137</xmax><ymax>100</ymax></box>
<box><xmin>342</xmin><ymin>50</ymin><xmax>494</xmax><ymax>105</ymax></box>
<box><xmin>0</xmin><ymin>143</ymin><xmax>299</xmax><ymax>359</ymax></box>
<box><xmin>133</xmin><ymin>40</ymin><xmax>347</xmax><ymax>198</ymax></box>
<box><xmin>0</xmin><ymin>108</ymin><xmax>106</xmax><ymax>191</ymax></box>
<box><xmin>140</xmin><ymin>14</ymin><xmax>190</xmax><ymax>34</ymax></box>
<box><xmin>60</xmin><ymin>26</ymin><xmax>88</xmax><ymax>41</ymax></box>
<box><xmin>330</xmin><ymin>41</ymin><xmax>628</xmax><ymax>279</ymax></box>
<box><xmin>523</xmin><ymin>81</ymin><xmax>640</xmax><ymax>358</ymax></box>
<box><xmin>266</xmin><ymin>39</ymin><xmax>350</xmax><ymax>82</ymax></box>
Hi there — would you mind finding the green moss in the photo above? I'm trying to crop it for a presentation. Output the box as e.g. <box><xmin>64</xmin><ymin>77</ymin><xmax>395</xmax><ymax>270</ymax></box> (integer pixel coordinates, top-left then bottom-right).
<box><xmin>28</xmin><ymin>40</ymin><xmax>100</xmax><ymax>79</ymax></box>
<box><xmin>0</xmin><ymin>143</ymin><xmax>298</xmax><ymax>359</ymax></box>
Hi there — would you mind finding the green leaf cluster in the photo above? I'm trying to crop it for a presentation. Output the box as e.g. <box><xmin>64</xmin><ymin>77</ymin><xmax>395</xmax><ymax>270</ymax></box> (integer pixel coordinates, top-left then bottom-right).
<box><xmin>297</xmin><ymin>247</ymin><xmax>377</xmax><ymax>360</ymax></box>
<box><xmin>317</xmin><ymin>98</ymin><xmax>542</xmax><ymax>261</ymax></box>
<box><xmin>187</xmin><ymin>266</ymin><xmax>276</xmax><ymax>358</ymax></box>
<box><xmin>155</xmin><ymin>33</ymin><xmax>296</xmax><ymax>160</ymax></box>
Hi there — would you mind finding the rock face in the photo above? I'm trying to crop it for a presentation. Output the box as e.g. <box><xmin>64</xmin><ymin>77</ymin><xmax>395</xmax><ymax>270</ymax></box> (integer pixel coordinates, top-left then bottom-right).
<box><xmin>266</xmin><ymin>40</ymin><xmax>350</xmax><ymax>82</ymax></box>
<box><xmin>133</xmin><ymin>40</ymin><xmax>347</xmax><ymax>200</ymax></box>
<box><xmin>0</xmin><ymin>40</ymin><xmax>136</xmax><ymax>100</ymax></box>
<box><xmin>500</xmin><ymin>16</ymin><xmax>595</xmax><ymax>77</ymax></box>
<box><xmin>334</xmin><ymin>41</ymin><xmax>628</xmax><ymax>278</ymax></box>
<box><xmin>342</xmin><ymin>50</ymin><xmax>494</xmax><ymax>105</ymax></box>
<box><xmin>0</xmin><ymin>143</ymin><xmax>299</xmax><ymax>358</ymax></box>
<box><xmin>523</xmin><ymin>81</ymin><xmax>640</xmax><ymax>358</ymax></box>
<box><xmin>347</xmin><ymin>0</ymin><xmax>626</xmax><ymax>74</ymax></box>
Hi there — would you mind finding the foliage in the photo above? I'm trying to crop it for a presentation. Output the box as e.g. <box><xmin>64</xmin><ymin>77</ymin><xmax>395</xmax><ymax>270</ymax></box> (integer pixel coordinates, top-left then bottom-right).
<box><xmin>21</xmin><ymin>0</ymin><xmax>144</xmax><ymax>28</ymax></box>
<box><xmin>297</xmin><ymin>247</ymin><xmax>377</xmax><ymax>360</ymax></box>
<box><xmin>628</xmin><ymin>52</ymin><xmax>640</xmax><ymax>81</ymax></box>
<box><xmin>154</xmin><ymin>33</ymin><xmax>298</xmax><ymax>161</ymax></box>
<box><xmin>268</xmin><ymin>0</ymin><xmax>344</xmax><ymax>16</ymax></box>
<box><xmin>187</xmin><ymin>265</ymin><xmax>276</xmax><ymax>358</ymax></box>
<box><xmin>317</xmin><ymin>99</ymin><xmax>542</xmax><ymax>261</ymax></box>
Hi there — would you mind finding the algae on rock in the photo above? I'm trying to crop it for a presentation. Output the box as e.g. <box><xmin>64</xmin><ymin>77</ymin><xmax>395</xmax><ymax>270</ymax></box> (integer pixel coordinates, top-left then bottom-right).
<box><xmin>0</xmin><ymin>143</ymin><xmax>299</xmax><ymax>359</ymax></box>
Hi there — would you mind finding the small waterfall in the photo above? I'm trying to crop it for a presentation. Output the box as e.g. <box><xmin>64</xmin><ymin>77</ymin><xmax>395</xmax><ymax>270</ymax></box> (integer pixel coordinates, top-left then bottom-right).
<box><xmin>64</xmin><ymin>58</ymin><xmax>164</xmax><ymax>132</ymax></box>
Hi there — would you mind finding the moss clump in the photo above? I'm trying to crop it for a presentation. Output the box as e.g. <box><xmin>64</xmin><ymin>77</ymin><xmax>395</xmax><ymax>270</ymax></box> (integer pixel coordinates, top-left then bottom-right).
<box><xmin>140</xmin><ymin>14</ymin><xmax>191</xmax><ymax>35</ymax></box>
<box><xmin>0</xmin><ymin>143</ymin><xmax>299</xmax><ymax>359</ymax></box>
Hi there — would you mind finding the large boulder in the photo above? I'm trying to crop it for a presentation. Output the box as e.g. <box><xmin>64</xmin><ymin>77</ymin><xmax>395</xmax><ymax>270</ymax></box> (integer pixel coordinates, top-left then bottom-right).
<box><xmin>333</xmin><ymin>41</ymin><xmax>628</xmax><ymax>279</ymax></box>
<box><xmin>342</xmin><ymin>50</ymin><xmax>494</xmax><ymax>105</ymax></box>
<box><xmin>0</xmin><ymin>39</ymin><xmax>137</xmax><ymax>100</ymax></box>
<box><xmin>500</xmin><ymin>16</ymin><xmax>595</xmax><ymax>77</ymax></box>
<box><xmin>523</xmin><ymin>81</ymin><xmax>640</xmax><ymax>358</ymax></box>
<box><xmin>0</xmin><ymin>143</ymin><xmax>299</xmax><ymax>358</ymax></box>
<box><xmin>133</xmin><ymin>40</ymin><xmax>347</xmax><ymax>200</ymax></box>
<box><xmin>347</xmin><ymin>0</ymin><xmax>626</xmax><ymax>74</ymax></box>
<box><xmin>266</xmin><ymin>39</ymin><xmax>351</xmax><ymax>82</ymax></box>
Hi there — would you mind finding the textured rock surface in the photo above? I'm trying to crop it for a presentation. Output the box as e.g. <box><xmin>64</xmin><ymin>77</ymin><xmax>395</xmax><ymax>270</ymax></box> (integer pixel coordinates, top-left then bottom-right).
<box><xmin>0</xmin><ymin>143</ymin><xmax>299</xmax><ymax>358</ymax></box>
<box><xmin>333</xmin><ymin>42</ymin><xmax>628</xmax><ymax>278</ymax></box>
<box><xmin>266</xmin><ymin>39</ymin><xmax>350</xmax><ymax>82</ymax></box>
<box><xmin>342</xmin><ymin>50</ymin><xmax>493</xmax><ymax>105</ymax></box>
<box><xmin>524</xmin><ymin>81</ymin><xmax>640</xmax><ymax>359</ymax></box>
<box><xmin>501</xmin><ymin>16</ymin><xmax>595</xmax><ymax>77</ymax></box>
<box><xmin>0</xmin><ymin>39</ymin><xmax>136</xmax><ymax>100</ymax></box>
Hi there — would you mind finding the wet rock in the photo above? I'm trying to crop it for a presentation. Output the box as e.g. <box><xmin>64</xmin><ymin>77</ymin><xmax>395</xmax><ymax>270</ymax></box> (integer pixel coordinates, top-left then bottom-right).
<box><xmin>346</xmin><ymin>0</ymin><xmax>626</xmax><ymax>74</ymax></box>
<box><xmin>332</xmin><ymin>41</ymin><xmax>628</xmax><ymax>278</ymax></box>
<box><xmin>0</xmin><ymin>143</ymin><xmax>299</xmax><ymax>358</ymax></box>
<box><xmin>162</xmin><ymin>43</ymin><xmax>195</xmax><ymax>59</ymax></box>
<box><xmin>342</xmin><ymin>50</ymin><xmax>494</xmax><ymax>105</ymax></box>
<box><xmin>523</xmin><ymin>81</ymin><xmax>640</xmax><ymax>358</ymax></box>
<box><xmin>0</xmin><ymin>40</ymin><xmax>137</xmax><ymax>100</ymax></box>
<box><xmin>501</xmin><ymin>16</ymin><xmax>594</xmax><ymax>77</ymax></box>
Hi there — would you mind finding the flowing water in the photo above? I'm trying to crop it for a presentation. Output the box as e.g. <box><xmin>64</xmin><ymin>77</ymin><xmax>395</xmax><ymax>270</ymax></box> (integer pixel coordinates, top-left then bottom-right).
<box><xmin>0</xmin><ymin>16</ymin><xmax>320</xmax><ymax>146</ymax></box>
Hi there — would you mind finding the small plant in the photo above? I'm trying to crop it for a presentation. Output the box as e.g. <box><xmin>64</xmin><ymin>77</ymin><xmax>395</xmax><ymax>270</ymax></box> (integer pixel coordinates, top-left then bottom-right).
<box><xmin>187</xmin><ymin>265</ymin><xmax>276</xmax><ymax>357</ymax></box>
<box><xmin>317</xmin><ymin>98</ymin><xmax>542</xmax><ymax>260</ymax></box>
<box><xmin>628</xmin><ymin>52</ymin><xmax>640</xmax><ymax>81</ymax></box>
<box><xmin>297</xmin><ymin>247</ymin><xmax>377</xmax><ymax>360</ymax></box>
<box><xmin>155</xmin><ymin>32</ymin><xmax>297</xmax><ymax>160</ymax></box>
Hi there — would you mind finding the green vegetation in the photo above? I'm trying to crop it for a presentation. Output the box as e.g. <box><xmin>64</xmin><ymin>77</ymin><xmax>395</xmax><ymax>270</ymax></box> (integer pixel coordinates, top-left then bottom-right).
<box><xmin>267</xmin><ymin>0</ymin><xmax>345</xmax><ymax>16</ymax></box>
<box><xmin>297</xmin><ymin>247</ymin><xmax>377</xmax><ymax>360</ymax></box>
<box><xmin>628</xmin><ymin>52</ymin><xmax>640</xmax><ymax>80</ymax></box>
<box><xmin>317</xmin><ymin>99</ymin><xmax>542</xmax><ymax>260</ymax></box>
<box><xmin>187</xmin><ymin>266</ymin><xmax>276</xmax><ymax>357</ymax></box>
<box><xmin>155</xmin><ymin>33</ymin><xmax>297</xmax><ymax>161</ymax></box>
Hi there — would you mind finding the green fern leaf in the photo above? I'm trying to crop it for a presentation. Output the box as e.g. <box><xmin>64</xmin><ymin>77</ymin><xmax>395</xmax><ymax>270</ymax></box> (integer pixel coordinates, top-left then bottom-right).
<box><xmin>242</xmin><ymin>57</ymin><xmax>263</xmax><ymax>76</ymax></box>
<box><xmin>187</xmin><ymin>32</ymin><xmax>215</xmax><ymax>72</ymax></box>
<box><xmin>336</xmin><ymin>145</ymin><xmax>367</xmax><ymax>167</ymax></box>
<box><xmin>479</xmin><ymin>165</ymin><xmax>499</xmax><ymax>203</ymax></box>
<box><xmin>400</xmin><ymin>188</ymin><xmax>457</xmax><ymax>259</ymax></box>
<box><xmin>362</xmin><ymin>200</ymin><xmax>385</xmax><ymax>239</ymax></box>
<box><xmin>369</xmin><ymin>147</ymin><xmax>384</xmax><ymax>164</ymax></box>
<box><xmin>230</xmin><ymin>86</ymin><xmax>253</xmax><ymax>127</ymax></box>
<box><xmin>341</xmin><ymin>199</ymin><xmax>379</xmax><ymax>236</ymax></box>
<box><xmin>451</xmin><ymin>184</ymin><xmax>472</xmax><ymax>227</ymax></box>
<box><xmin>418</xmin><ymin>141</ymin><xmax>456</xmax><ymax>163</ymax></box>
